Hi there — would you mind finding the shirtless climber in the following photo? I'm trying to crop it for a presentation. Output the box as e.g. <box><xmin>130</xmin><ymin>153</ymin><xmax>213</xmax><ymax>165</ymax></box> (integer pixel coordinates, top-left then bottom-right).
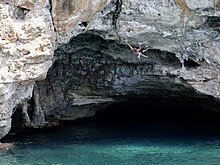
<box><xmin>126</xmin><ymin>41</ymin><xmax>150</xmax><ymax>59</ymax></box>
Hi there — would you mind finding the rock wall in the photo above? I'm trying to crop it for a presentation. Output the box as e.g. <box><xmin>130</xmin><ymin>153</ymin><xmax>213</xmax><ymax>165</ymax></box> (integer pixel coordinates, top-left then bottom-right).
<box><xmin>34</xmin><ymin>33</ymin><xmax>199</xmax><ymax>124</ymax></box>
<box><xmin>0</xmin><ymin>0</ymin><xmax>220</xmax><ymax>138</ymax></box>
<box><xmin>0</xmin><ymin>1</ymin><xmax>55</xmax><ymax>138</ymax></box>
<box><xmin>51</xmin><ymin>0</ymin><xmax>220</xmax><ymax>97</ymax></box>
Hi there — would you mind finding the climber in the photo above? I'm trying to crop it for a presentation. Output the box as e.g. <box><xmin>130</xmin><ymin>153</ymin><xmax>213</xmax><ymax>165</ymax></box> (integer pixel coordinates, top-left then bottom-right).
<box><xmin>126</xmin><ymin>41</ymin><xmax>150</xmax><ymax>59</ymax></box>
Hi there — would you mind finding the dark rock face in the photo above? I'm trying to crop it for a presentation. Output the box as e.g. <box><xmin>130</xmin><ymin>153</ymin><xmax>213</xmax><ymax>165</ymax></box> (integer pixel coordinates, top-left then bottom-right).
<box><xmin>9</xmin><ymin>34</ymin><xmax>217</xmax><ymax>128</ymax></box>
<box><xmin>24</xmin><ymin>33</ymin><xmax>211</xmax><ymax>126</ymax></box>
<box><xmin>96</xmin><ymin>97</ymin><xmax>220</xmax><ymax>123</ymax></box>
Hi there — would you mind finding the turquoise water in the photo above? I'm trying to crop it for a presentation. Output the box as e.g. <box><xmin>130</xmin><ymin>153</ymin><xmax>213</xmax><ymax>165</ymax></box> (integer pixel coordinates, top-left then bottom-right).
<box><xmin>1</xmin><ymin>120</ymin><xmax>220</xmax><ymax>165</ymax></box>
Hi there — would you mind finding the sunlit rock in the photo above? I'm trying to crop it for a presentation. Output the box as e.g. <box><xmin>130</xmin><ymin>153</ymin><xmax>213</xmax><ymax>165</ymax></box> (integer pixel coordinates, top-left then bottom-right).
<box><xmin>0</xmin><ymin>0</ymin><xmax>220</xmax><ymax>139</ymax></box>
<box><xmin>0</xmin><ymin>1</ymin><xmax>55</xmax><ymax>139</ymax></box>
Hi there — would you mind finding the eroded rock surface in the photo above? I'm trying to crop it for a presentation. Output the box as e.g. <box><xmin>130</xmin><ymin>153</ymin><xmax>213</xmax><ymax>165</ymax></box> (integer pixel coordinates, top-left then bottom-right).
<box><xmin>34</xmin><ymin>34</ymin><xmax>197</xmax><ymax>124</ymax></box>
<box><xmin>0</xmin><ymin>0</ymin><xmax>220</xmax><ymax>138</ymax></box>
<box><xmin>0</xmin><ymin>1</ymin><xmax>55</xmax><ymax>138</ymax></box>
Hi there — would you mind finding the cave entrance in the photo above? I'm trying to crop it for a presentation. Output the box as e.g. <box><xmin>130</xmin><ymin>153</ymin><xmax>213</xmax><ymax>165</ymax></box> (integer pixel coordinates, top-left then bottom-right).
<box><xmin>95</xmin><ymin>96</ymin><xmax>220</xmax><ymax>124</ymax></box>
<box><xmin>5</xmin><ymin>95</ymin><xmax>220</xmax><ymax>143</ymax></box>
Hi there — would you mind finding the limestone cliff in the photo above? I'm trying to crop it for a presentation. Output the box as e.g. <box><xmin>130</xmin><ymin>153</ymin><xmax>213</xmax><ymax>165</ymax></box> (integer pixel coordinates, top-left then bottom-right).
<box><xmin>0</xmin><ymin>0</ymin><xmax>55</xmax><ymax>138</ymax></box>
<box><xmin>0</xmin><ymin>0</ymin><xmax>220</xmax><ymax>139</ymax></box>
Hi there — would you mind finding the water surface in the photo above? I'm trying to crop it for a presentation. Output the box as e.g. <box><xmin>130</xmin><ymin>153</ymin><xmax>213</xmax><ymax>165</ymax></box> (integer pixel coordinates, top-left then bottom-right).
<box><xmin>1</xmin><ymin>119</ymin><xmax>220</xmax><ymax>165</ymax></box>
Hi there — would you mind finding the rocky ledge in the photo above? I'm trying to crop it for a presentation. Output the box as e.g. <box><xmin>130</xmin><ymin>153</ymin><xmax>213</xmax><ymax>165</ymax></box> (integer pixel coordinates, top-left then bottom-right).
<box><xmin>0</xmin><ymin>0</ymin><xmax>220</xmax><ymax>139</ymax></box>
<box><xmin>0</xmin><ymin>142</ymin><xmax>13</xmax><ymax>150</ymax></box>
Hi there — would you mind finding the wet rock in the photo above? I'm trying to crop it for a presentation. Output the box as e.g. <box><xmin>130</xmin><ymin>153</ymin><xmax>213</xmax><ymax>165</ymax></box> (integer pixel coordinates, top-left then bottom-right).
<box><xmin>0</xmin><ymin>142</ymin><xmax>13</xmax><ymax>150</ymax></box>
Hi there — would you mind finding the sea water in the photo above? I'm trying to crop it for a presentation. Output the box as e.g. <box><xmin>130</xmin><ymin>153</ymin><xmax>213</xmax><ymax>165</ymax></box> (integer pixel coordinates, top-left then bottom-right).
<box><xmin>1</xmin><ymin>119</ymin><xmax>220</xmax><ymax>165</ymax></box>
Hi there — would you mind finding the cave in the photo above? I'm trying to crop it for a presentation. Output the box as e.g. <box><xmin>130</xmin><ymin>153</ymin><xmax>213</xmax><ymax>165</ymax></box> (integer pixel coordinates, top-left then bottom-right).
<box><xmin>95</xmin><ymin>96</ymin><xmax>220</xmax><ymax>124</ymax></box>
<box><xmin>10</xmin><ymin>33</ymin><xmax>220</xmax><ymax>131</ymax></box>
<box><xmin>6</xmin><ymin>94</ymin><xmax>220</xmax><ymax>145</ymax></box>
<box><xmin>2</xmin><ymin>1</ymin><xmax>220</xmax><ymax>164</ymax></box>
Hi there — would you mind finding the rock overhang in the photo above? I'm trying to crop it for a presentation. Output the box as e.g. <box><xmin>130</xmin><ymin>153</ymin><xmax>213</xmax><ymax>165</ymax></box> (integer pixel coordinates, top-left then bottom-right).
<box><xmin>0</xmin><ymin>0</ymin><xmax>220</xmax><ymax>139</ymax></box>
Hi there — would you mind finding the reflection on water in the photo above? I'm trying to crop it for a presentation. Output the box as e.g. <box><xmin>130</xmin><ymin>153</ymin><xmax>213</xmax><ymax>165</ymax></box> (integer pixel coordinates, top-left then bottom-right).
<box><xmin>1</xmin><ymin>118</ymin><xmax>220</xmax><ymax>165</ymax></box>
